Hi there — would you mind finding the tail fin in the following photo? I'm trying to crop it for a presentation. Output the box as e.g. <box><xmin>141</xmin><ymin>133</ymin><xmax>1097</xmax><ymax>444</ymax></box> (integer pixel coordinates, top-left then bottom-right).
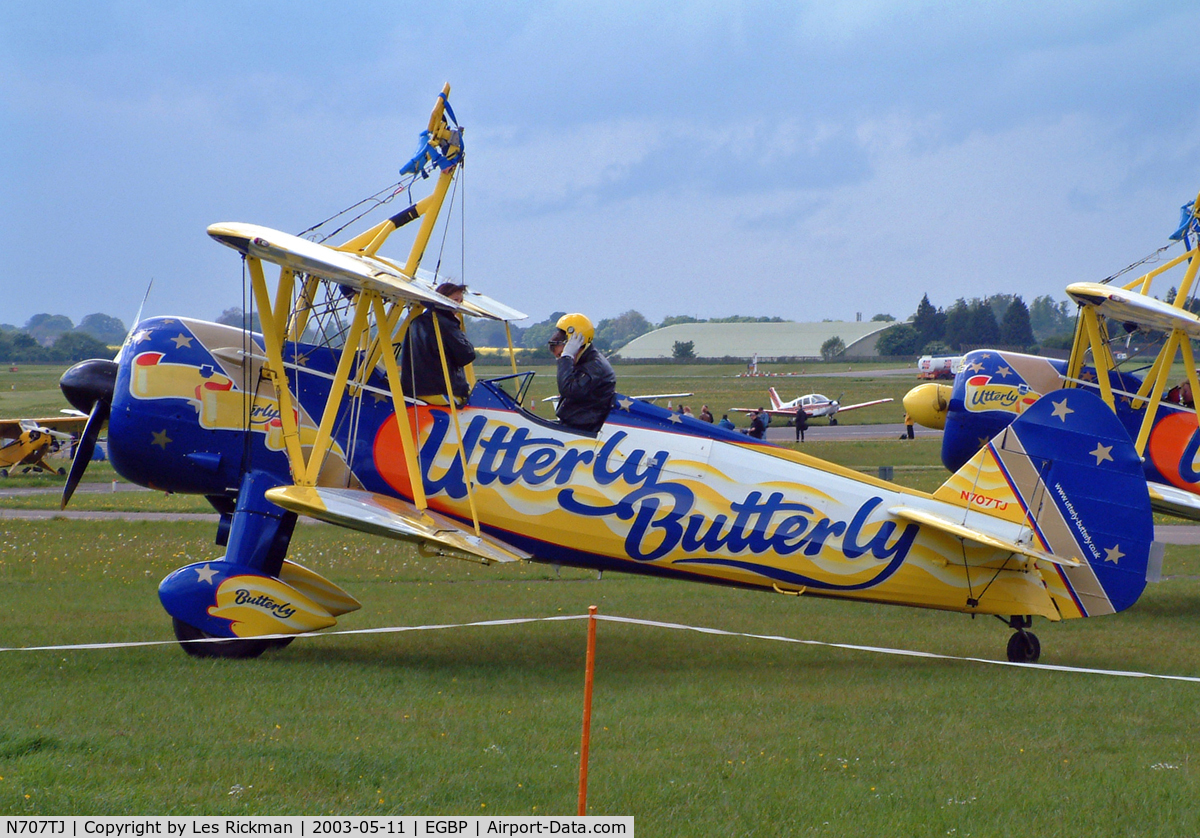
<box><xmin>768</xmin><ymin>387</ymin><xmax>783</xmax><ymax>410</ymax></box>
<box><xmin>933</xmin><ymin>388</ymin><xmax>1153</xmax><ymax>618</ymax></box>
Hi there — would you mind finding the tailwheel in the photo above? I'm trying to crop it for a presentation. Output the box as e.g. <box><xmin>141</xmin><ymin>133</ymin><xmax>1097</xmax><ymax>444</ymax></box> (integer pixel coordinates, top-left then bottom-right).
<box><xmin>1006</xmin><ymin>631</ymin><xmax>1040</xmax><ymax>663</ymax></box>
<box><xmin>172</xmin><ymin>617</ymin><xmax>270</xmax><ymax>660</ymax></box>
<box><xmin>1002</xmin><ymin>615</ymin><xmax>1040</xmax><ymax>663</ymax></box>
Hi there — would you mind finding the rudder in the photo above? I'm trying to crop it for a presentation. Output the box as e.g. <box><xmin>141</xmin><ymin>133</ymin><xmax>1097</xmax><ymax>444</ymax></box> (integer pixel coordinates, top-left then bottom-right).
<box><xmin>933</xmin><ymin>388</ymin><xmax>1153</xmax><ymax>617</ymax></box>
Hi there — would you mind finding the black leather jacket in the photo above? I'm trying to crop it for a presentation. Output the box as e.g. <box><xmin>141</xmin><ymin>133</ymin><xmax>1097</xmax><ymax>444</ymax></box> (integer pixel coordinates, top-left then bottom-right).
<box><xmin>398</xmin><ymin>308</ymin><xmax>476</xmax><ymax>399</ymax></box>
<box><xmin>556</xmin><ymin>345</ymin><xmax>616</xmax><ymax>433</ymax></box>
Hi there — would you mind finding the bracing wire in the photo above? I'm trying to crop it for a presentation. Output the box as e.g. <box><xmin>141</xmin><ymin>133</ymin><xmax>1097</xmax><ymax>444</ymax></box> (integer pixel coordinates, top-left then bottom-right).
<box><xmin>1099</xmin><ymin>242</ymin><xmax>1178</xmax><ymax>285</ymax></box>
<box><xmin>430</xmin><ymin>169</ymin><xmax>461</xmax><ymax>284</ymax></box>
<box><xmin>298</xmin><ymin>177</ymin><xmax>418</xmax><ymax>243</ymax></box>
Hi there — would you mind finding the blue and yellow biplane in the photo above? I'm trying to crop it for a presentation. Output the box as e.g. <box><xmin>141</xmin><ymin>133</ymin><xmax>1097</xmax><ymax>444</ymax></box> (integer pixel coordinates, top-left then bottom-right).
<box><xmin>905</xmin><ymin>191</ymin><xmax>1200</xmax><ymax>523</ymax></box>
<box><xmin>60</xmin><ymin>87</ymin><xmax>1158</xmax><ymax>663</ymax></box>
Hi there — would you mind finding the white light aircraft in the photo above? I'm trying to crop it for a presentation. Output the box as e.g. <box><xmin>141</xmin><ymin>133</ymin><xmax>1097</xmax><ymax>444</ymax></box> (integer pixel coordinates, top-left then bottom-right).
<box><xmin>736</xmin><ymin>388</ymin><xmax>894</xmax><ymax>425</ymax></box>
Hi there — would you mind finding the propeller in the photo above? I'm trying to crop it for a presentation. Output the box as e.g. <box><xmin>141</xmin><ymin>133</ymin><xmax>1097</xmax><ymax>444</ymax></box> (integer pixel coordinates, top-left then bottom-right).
<box><xmin>59</xmin><ymin>280</ymin><xmax>151</xmax><ymax>509</ymax></box>
<box><xmin>59</xmin><ymin>359</ymin><xmax>117</xmax><ymax>509</ymax></box>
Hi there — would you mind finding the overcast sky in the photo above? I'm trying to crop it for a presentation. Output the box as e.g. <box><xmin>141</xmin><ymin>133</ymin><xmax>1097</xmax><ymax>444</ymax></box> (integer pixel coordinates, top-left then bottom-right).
<box><xmin>4</xmin><ymin>1</ymin><xmax>1199</xmax><ymax>330</ymax></box>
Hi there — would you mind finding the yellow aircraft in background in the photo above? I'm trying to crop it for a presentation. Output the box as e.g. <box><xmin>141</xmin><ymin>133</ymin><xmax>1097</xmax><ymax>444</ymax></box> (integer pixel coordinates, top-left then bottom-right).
<box><xmin>0</xmin><ymin>416</ymin><xmax>87</xmax><ymax>477</ymax></box>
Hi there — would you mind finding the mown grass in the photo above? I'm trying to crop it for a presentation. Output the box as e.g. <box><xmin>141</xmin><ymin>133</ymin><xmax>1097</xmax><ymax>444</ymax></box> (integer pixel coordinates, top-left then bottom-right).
<box><xmin>1</xmin><ymin>519</ymin><xmax>1200</xmax><ymax>833</ymax></box>
<box><xmin>5</xmin><ymin>363</ymin><xmax>1200</xmax><ymax>832</ymax></box>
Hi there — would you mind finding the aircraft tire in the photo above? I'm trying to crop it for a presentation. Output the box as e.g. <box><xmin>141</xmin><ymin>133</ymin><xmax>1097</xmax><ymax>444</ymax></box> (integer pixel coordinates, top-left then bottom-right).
<box><xmin>172</xmin><ymin>617</ymin><xmax>270</xmax><ymax>660</ymax></box>
<box><xmin>1005</xmin><ymin>631</ymin><xmax>1040</xmax><ymax>664</ymax></box>
<box><xmin>0</xmin><ymin>469</ymin><xmax>7</xmax><ymax>478</ymax></box>
<box><xmin>829</xmin><ymin>418</ymin><xmax>838</xmax><ymax>426</ymax></box>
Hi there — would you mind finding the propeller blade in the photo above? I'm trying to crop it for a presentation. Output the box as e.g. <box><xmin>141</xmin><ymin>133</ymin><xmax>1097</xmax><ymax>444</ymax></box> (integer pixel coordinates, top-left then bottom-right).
<box><xmin>61</xmin><ymin>399</ymin><xmax>109</xmax><ymax>510</ymax></box>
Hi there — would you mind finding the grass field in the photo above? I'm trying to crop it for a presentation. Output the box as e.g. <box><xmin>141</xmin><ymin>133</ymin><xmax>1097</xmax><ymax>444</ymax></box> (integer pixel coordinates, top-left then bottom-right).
<box><xmin>4</xmin><ymin>363</ymin><xmax>1200</xmax><ymax>832</ymax></box>
<box><xmin>2</xmin><ymin>360</ymin><xmax>915</xmax><ymax>431</ymax></box>
<box><xmin>2</xmin><ymin>520</ymin><xmax>1200</xmax><ymax>832</ymax></box>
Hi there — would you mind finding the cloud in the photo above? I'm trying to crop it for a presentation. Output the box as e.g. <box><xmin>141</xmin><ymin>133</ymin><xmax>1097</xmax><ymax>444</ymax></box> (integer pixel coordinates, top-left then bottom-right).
<box><xmin>3</xmin><ymin>1</ymin><xmax>1199</xmax><ymax>329</ymax></box>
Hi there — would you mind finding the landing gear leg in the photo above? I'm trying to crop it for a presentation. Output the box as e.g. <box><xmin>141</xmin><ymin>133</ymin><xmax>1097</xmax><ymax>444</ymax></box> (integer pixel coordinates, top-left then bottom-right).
<box><xmin>1003</xmin><ymin>615</ymin><xmax>1040</xmax><ymax>663</ymax></box>
<box><xmin>162</xmin><ymin>470</ymin><xmax>299</xmax><ymax>658</ymax></box>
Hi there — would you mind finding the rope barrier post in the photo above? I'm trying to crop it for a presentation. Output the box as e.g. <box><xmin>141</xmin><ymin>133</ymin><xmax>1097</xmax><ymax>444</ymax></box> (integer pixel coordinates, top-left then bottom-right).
<box><xmin>578</xmin><ymin>605</ymin><xmax>599</xmax><ymax>816</ymax></box>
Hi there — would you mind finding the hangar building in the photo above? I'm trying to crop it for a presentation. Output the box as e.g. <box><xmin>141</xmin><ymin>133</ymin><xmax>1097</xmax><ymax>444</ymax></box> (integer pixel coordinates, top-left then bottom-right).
<box><xmin>612</xmin><ymin>321</ymin><xmax>892</xmax><ymax>361</ymax></box>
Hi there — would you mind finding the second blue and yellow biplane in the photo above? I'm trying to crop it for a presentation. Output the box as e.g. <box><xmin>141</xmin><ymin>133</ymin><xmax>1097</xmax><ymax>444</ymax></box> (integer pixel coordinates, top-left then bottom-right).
<box><xmin>904</xmin><ymin>191</ymin><xmax>1200</xmax><ymax>522</ymax></box>
<box><xmin>59</xmin><ymin>87</ymin><xmax>1159</xmax><ymax>663</ymax></box>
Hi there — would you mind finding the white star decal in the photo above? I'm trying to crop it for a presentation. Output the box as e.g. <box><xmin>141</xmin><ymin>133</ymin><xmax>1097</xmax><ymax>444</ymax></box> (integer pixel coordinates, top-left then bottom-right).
<box><xmin>170</xmin><ymin>334</ymin><xmax>193</xmax><ymax>349</ymax></box>
<box><xmin>1104</xmin><ymin>545</ymin><xmax>1124</xmax><ymax>564</ymax></box>
<box><xmin>133</xmin><ymin>329</ymin><xmax>153</xmax><ymax>344</ymax></box>
<box><xmin>618</xmin><ymin>397</ymin><xmax>634</xmax><ymax>410</ymax></box>
<box><xmin>1050</xmin><ymin>400</ymin><xmax>1074</xmax><ymax>422</ymax></box>
<box><xmin>968</xmin><ymin>361</ymin><xmax>984</xmax><ymax>372</ymax></box>
<box><xmin>995</xmin><ymin>366</ymin><xmax>1012</xmax><ymax>378</ymax></box>
<box><xmin>1090</xmin><ymin>443</ymin><xmax>1113</xmax><ymax>465</ymax></box>
<box><xmin>195</xmin><ymin>564</ymin><xmax>219</xmax><ymax>584</ymax></box>
<box><xmin>669</xmin><ymin>413</ymin><xmax>683</xmax><ymax>423</ymax></box>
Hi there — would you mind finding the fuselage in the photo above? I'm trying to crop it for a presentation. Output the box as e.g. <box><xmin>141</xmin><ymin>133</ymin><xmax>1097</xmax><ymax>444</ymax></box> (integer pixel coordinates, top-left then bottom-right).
<box><xmin>107</xmin><ymin>317</ymin><xmax>1114</xmax><ymax>621</ymax></box>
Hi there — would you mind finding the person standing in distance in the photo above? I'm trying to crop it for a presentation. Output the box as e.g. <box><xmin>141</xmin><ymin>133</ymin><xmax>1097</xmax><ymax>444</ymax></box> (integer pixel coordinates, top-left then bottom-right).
<box><xmin>399</xmin><ymin>282</ymin><xmax>476</xmax><ymax>405</ymax></box>
<box><xmin>549</xmin><ymin>313</ymin><xmax>616</xmax><ymax>433</ymax></box>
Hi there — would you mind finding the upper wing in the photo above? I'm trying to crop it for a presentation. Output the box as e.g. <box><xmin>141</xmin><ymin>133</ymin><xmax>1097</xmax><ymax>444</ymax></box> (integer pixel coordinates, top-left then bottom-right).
<box><xmin>835</xmin><ymin>397</ymin><xmax>895</xmax><ymax>413</ymax></box>
<box><xmin>1067</xmin><ymin>281</ymin><xmax>1200</xmax><ymax>337</ymax></box>
<box><xmin>208</xmin><ymin>223</ymin><xmax>466</xmax><ymax>313</ymax></box>
<box><xmin>411</xmin><ymin>268</ymin><xmax>528</xmax><ymax>322</ymax></box>
<box><xmin>1148</xmin><ymin>483</ymin><xmax>1200</xmax><ymax>522</ymax></box>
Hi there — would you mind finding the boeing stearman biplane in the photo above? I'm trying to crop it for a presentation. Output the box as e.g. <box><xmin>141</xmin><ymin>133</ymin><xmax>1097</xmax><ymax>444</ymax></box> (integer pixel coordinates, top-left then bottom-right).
<box><xmin>58</xmin><ymin>86</ymin><xmax>1158</xmax><ymax>664</ymax></box>
<box><xmin>904</xmin><ymin>189</ymin><xmax>1200</xmax><ymax>523</ymax></box>
<box><xmin>735</xmin><ymin>387</ymin><xmax>893</xmax><ymax>425</ymax></box>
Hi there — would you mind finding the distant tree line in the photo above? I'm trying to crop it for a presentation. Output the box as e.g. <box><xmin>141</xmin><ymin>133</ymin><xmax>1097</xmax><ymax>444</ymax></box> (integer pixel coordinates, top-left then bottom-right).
<box><xmin>1</xmin><ymin>313</ymin><xmax>125</xmax><ymax>363</ymax></box>
<box><xmin>874</xmin><ymin>293</ymin><xmax>1076</xmax><ymax>356</ymax></box>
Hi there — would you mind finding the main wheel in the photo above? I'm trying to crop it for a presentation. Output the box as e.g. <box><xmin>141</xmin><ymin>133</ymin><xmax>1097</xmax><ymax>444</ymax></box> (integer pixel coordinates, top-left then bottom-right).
<box><xmin>172</xmin><ymin>617</ymin><xmax>270</xmax><ymax>659</ymax></box>
<box><xmin>1006</xmin><ymin>631</ymin><xmax>1041</xmax><ymax>663</ymax></box>
<box><xmin>829</xmin><ymin>418</ymin><xmax>838</xmax><ymax>426</ymax></box>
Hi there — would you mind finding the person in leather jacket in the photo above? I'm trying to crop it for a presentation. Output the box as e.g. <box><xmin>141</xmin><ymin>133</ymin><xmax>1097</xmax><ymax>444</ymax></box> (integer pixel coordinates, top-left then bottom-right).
<box><xmin>399</xmin><ymin>282</ymin><xmax>476</xmax><ymax>404</ymax></box>
<box><xmin>549</xmin><ymin>313</ymin><xmax>615</xmax><ymax>433</ymax></box>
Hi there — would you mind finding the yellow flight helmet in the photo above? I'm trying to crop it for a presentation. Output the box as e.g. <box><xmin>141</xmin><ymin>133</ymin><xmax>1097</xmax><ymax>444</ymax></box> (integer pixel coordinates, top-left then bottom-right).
<box><xmin>555</xmin><ymin>313</ymin><xmax>595</xmax><ymax>347</ymax></box>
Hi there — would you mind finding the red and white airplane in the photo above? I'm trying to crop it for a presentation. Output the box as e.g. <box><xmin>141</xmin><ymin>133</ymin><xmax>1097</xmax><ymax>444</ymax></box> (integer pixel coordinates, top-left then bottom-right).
<box><xmin>737</xmin><ymin>387</ymin><xmax>893</xmax><ymax>425</ymax></box>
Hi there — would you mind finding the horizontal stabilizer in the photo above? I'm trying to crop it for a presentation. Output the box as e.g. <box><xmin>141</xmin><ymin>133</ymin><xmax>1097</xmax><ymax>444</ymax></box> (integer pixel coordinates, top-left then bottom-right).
<box><xmin>887</xmin><ymin>506</ymin><xmax>1081</xmax><ymax>568</ymax></box>
<box><xmin>265</xmin><ymin>486</ymin><xmax>528</xmax><ymax>565</ymax></box>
